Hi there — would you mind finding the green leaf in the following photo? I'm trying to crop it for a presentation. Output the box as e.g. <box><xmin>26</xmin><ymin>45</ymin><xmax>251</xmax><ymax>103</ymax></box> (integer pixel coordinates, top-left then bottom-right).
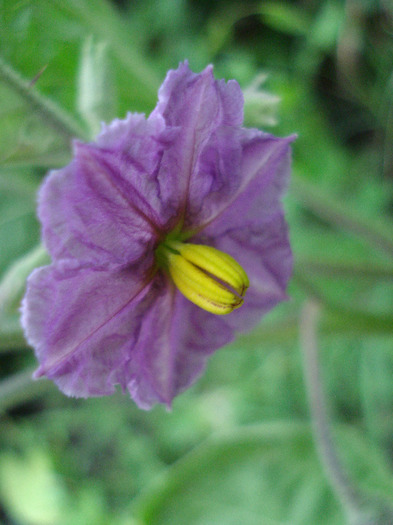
<box><xmin>0</xmin><ymin>367</ymin><xmax>50</xmax><ymax>415</ymax></box>
<box><xmin>48</xmin><ymin>0</ymin><xmax>160</xmax><ymax>110</ymax></box>
<box><xmin>0</xmin><ymin>316</ymin><xmax>27</xmax><ymax>352</ymax></box>
<box><xmin>292</xmin><ymin>174</ymin><xmax>393</xmax><ymax>260</ymax></box>
<box><xmin>307</xmin><ymin>1</ymin><xmax>344</xmax><ymax>51</ymax></box>
<box><xmin>133</xmin><ymin>422</ymin><xmax>393</xmax><ymax>525</ymax></box>
<box><xmin>0</xmin><ymin>170</ymin><xmax>40</xmax><ymax>275</ymax></box>
<box><xmin>1</xmin><ymin>0</ymin><xmax>159</xmax><ymax>130</ymax></box>
<box><xmin>360</xmin><ymin>342</ymin><xmax>393</xmax><ymax>452</ymax></box>
<box><xmin>0</xmin><ymin>244</ymin><xmax>49</xmax><ymax>320</ymax></box>
<box><xmin>0</xmin><ymin>56</ymin><xmax>88</xmax><ymax>141</ymax></box>
<box><xmin>259</xmin><ymin>2</ymin><xmax>311</xmax><ymax>36</ymax></box>
<box><xmin>0</xmin><ymin>448</ymin><xmax>66</xmax><ymax>525</ymax></box>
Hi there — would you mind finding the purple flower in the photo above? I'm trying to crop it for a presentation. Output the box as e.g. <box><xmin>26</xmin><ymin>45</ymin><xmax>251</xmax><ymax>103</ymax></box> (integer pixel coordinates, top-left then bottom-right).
<box><xmin>21</xmin><ymin>62</ymin><xmax>294</xmax><ymax>409</ymax></box>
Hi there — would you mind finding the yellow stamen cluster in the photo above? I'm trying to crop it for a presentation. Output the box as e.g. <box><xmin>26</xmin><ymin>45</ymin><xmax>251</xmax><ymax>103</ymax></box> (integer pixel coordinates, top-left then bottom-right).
<box><xmin>157</xmin><ymin>241</ymin><xmax>249</xmax><ymax>315</ymax></box>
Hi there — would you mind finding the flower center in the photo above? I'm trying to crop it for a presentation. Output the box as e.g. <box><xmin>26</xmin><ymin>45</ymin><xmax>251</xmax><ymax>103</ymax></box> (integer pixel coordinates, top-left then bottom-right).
<box><xmin>155</xmin><ymin>240</ymin><xmax>249</xmax><ymax>315</ymax></box>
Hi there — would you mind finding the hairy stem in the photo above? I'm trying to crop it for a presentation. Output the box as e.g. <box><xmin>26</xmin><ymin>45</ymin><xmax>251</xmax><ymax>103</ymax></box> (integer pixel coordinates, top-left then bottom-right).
<box><xmin>0</xmin><ymin>56</ymin><xmax>88</xmax><ymax>141</ymax></box>
<box><xmin>300</xmin><ymin>301</ymin><xmax>370</xmax><ymax>524</ymax></box>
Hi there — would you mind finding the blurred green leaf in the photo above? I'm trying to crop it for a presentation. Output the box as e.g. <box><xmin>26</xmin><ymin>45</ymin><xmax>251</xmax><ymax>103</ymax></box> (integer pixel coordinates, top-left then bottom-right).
<box><xmin>48</xmin><ymin>0</ymin><xmax>159</xmax><ymax>110</ymax></box>
<box><xmin>1</xmin><ymin>0</ymin><xmax>159</xmax><ymax>124</ymax></box>
<box><xmin>0</xmin><ymin>316</ymin><xmax>28</xmax><ymax>351</ymax></box>
<box><xmin>292</xmin><ymin>174</ymin><xmax>393</xmax><ymax>260</ymax></box>
<box><xmin>307</xmin><ymin>1</ymin><xmax>344</xmax><ymax>51</ymax></box>
<box><xmin>0</xmin><ymin>56</ymin><xmax>88</xmax><ymax>141</ymax></box>
<box><xmin>0</xmin><ymin>244</ymin><xmax>49</xmax><ymax>354</ymax></box>
<box><xmin>259</xmin><ymin>2</ymin><xmax>311</xmax><ymax>36</ymax></box>
<box><xmin>360</xmin><ymin>341</ymin><xmax>393</xmax><ymax>454</ymax></box>
<box><xmin>0</xmin><ymin>76</ymin><xmax>72</xmax><ymax>168</ymax></box>
<box><xmin>133</xmin><ymin>422</ymin><xmax>393</xmax><ymax>525</ymax></box>
<box><xmin>0</xmin><ymin>244</ymin><xmax>49</xmax><ymax>320</ymax></box>
<box><xmin>0</xmin><ymin>367</ymin><xmax>49</xmax><ymax>415</ymax></box>
<box><xmin>0</xmin><ymin>170</ymin><xmax>40</xmax><ymax>275</ymax></box>
<box><xmin>0</xmin><ymin>448</ymin><xmax>66</xmax><ymax>525</ymax></box>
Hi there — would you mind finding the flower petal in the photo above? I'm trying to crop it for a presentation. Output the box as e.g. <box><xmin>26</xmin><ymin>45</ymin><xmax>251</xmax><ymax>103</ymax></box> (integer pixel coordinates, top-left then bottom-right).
<box><xmin>40</xmin><ymin>113</ymin><xmax>176</xmax><ymax>268</ymax></box>
<box><xmin>189</xmin><ymin>130</ymin><xmax>294</xmax><ymax>332</ymax></box>
<box><xmin>127</xmin><ymin>285</ymin><xmax>234</xmax><ymax>409</ymax></box>
<box><xmin>197</xmin><ymin>130</ymin><xmax>295</xmax><ymax>235</ymax></box>
<box><xmin>22</xmin><ymin>262</ymin><xmax>232</xmax><ymax>408</ymax></box>
<box><xmin>151</xmin><ymin>62</ymin><xmax>244</xmax><ymax>219</ymax></box>
<box><xmin>206</xmin><ymin>213</ymin><xmax>293</xmax><ymax>333</ymax></box>
<box><xmin>184</xmin><ymin>126</ymin><xmax>243</xmax><ymax>228</ymax></box>
<box><xmin>21</xmin><ymin>260</ymin><xmax>156</xmax><ymax>397</ymax></box>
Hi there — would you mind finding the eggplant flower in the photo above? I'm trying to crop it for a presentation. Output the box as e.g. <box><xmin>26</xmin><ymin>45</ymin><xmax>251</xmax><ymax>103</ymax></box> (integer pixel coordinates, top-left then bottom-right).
<box><xmin>21</xmin><ymin>62</ymin><xmax>294</xmax><ymax>409</ymax></box>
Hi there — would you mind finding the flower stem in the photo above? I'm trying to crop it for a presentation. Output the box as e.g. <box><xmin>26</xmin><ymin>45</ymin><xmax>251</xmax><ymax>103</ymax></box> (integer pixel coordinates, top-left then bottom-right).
<box><xmin>0</xmin><ymin>56</ymin><xmax>89</xmax><ymax>141</ymax></box>
<box><xmin>300</xmin><ymin>301</ymin><xmax>371</xmax><ymax>524</ymax></box>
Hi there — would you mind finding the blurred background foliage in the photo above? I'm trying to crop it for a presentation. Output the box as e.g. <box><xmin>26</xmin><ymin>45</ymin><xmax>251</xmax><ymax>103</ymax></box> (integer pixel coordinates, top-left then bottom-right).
<box><xmin>0</xmin><ymin>0</ymin><xmax>393</xmax><ymax>523</ymax></box>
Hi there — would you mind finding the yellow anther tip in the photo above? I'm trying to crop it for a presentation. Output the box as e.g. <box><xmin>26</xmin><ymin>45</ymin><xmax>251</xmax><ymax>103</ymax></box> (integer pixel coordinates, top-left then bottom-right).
<box><xmin>157</xmin><ymin>240</ymin><xmax>249</xmax><ymax>315</ymax></box>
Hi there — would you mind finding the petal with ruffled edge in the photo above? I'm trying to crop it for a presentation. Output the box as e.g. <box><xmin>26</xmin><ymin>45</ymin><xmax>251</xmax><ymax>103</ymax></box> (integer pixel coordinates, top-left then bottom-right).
<box><xmin>40</xmin><ymin>113</ymin><xmax>175</xmax><ymax>269</ymax></box>
<box><xmin>127</xmin><ymin>283</ymin><xmax>234</xmax><ymax>409</ymax></box>
<box><xmin>95</xmin><ymin>112</ymin><xmax>180</xmax><ymax>226</ymax></box>
<box><xmin>21</xmin><ymin>260</ymin><xmax>157</xmax><ymax>397</ymax></box>
<box><xmin>184</xmin><ymin>126</ymin><xmax>243</xmax><ymax>228</ymax></box>
<box><xmin>191</xmin><ymin>130</ymin><xmax>295</xmax><ymax>233</ymax></box>
<box><xmin>193</xmin><ymin>130</ymin><xmax>294</xmax><ymax>332</ymax></box>
<box><xmin>151</xmin><ymin>62</ymin><xmax>244</xmax><ymax>220</ymax></box>
<box><xmin>207</xmin><ymin>214</ymin><xmax>292</xmax><ymax>334</ymax></box>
